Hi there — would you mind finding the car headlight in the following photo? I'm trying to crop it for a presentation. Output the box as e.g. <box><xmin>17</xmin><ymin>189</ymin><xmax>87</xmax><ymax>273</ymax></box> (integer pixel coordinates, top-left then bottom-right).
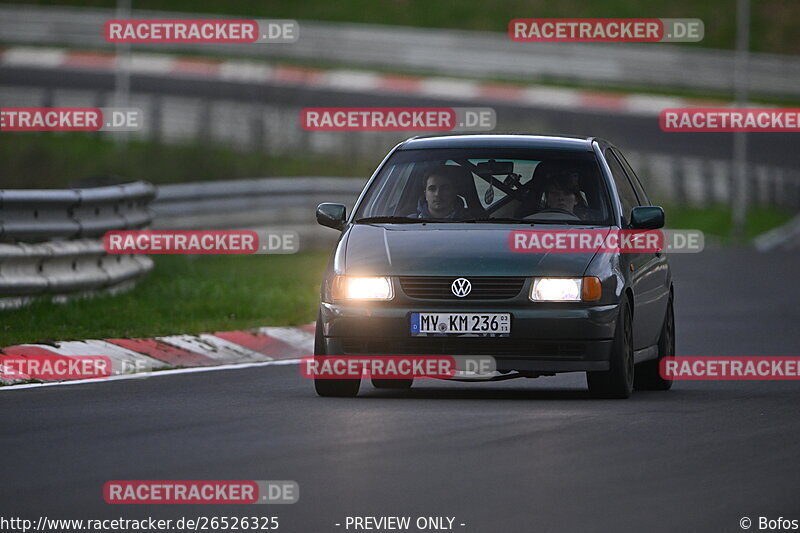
<box><xmin>331</xmin><ymin>276</ymin><xmax>394</xmax><ymax>300</ymax></box>
<box><xmin>530</xmin><ymin>277</ymin><xmax>601</xmax><ymax>302</ymax></box>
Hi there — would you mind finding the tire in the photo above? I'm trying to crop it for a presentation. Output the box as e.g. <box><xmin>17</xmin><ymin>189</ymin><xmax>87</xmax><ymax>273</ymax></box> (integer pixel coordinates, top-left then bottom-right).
<box><xmin>313</xmin><ymin>312</ymin><xmax>360</xmax><ymax>398</ymax></box>
<box><xmin>634</xmin><ymin>296</ymin><xmax>674</xmax><ymax>391</ymax></box>
<box><xmin>587</xmin><ymin>298</ymin><xmax>634</xmax><ymax>399</ymax></box>
<box><xmin>371</xmin><ymin>378</ymin><xmax>414</xmax><ymax>389</ymax></box>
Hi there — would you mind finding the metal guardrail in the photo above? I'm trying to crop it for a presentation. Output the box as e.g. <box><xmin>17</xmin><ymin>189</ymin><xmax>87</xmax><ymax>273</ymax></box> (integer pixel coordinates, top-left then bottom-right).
<box><xmin>153</xmin><ymin>177</ymin><xmax>364</xmax><ymax>225</ymax></box>
<box><xmin>625</xmin><ymin>152</ymin><xmax>800</xmax><ymax>212</ymax></box>
<box><xmin>0</xmin><ymin>240</ymin><xmax>152</xmax><ymax>301</ymax></box>
<box><xmin>0</xmin><ymin>181</ymin><xmax>156</xmax><ymax>308</ymax></box>
<box><xmin>1</xmin><ymin>4</ymin><xmax>800</xmax><ymax>98</ymax></box>
<box><xmin>0</xmin><ymin>181</ymin><xmax>155</xmax><ymax>241</ymax></box>
<box><xmin>152</xmin><ymin>177</ymin><xmax>365</xmax><ymax>251</ymax></box>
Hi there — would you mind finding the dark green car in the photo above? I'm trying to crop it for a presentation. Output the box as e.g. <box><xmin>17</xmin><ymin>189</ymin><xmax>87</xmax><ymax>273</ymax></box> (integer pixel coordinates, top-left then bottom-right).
<box><xmin>314</xmin><ymin>134</ymin><xmax>674</xmax><ymax>398</ymax></box>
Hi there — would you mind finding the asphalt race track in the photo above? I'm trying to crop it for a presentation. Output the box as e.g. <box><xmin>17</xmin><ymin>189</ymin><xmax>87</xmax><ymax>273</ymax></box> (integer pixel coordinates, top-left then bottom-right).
<box><xmin>2</xmin><ymin>247</ymin><xmax>799</xmax><ymax>532</ymax></box>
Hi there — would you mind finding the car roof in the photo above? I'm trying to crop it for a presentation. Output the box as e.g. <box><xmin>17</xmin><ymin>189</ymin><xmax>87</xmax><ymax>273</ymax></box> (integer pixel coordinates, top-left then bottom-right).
<box><xmin>397</xmin><ymin>134</ymin><xmax>600</xmax><ymax>152</ymax></box>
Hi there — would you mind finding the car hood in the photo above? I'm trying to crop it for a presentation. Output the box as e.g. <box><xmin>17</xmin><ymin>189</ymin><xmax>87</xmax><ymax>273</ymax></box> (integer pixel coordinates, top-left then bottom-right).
<box><xmin>343</xmin><ymin>224</ymin><xmax>610</xmax><ymax>277</ymax></box>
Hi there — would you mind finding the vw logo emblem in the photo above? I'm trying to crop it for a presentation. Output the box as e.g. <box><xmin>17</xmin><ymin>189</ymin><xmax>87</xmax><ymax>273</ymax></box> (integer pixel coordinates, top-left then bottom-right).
<box><xmin>451</xmin><ymin>278</ymin><xmax>472</xmax><ymax>298</ymax></box>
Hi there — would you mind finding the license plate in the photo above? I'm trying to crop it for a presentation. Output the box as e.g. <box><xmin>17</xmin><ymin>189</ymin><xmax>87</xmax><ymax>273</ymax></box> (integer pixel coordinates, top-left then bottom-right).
<box><xmin>410</xmin><ymin>313</ymin><xmax>511</xmax><ymax>336</ymax></box>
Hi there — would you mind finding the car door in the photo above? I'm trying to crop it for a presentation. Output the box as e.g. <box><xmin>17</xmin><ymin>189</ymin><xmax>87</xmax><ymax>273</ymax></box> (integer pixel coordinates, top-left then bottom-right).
<box><xmin>614</xmin><ymin>148</ymin><xmax>671</xmax><ymax>344</ymax></box>
<box><xmin>605</xmin><ymin>147</ymin><xmax>668</xmax><ymax>349</ymax></box>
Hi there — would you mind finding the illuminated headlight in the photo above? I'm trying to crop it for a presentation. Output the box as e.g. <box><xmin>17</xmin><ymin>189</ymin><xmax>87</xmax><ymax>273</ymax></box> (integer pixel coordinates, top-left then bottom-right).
<box><xmin>530</xmin><ymin>277</ymin><xmax>601</xmax><ymax>302</ymax></box>
<box><xmin>332</xmin><ymin>276</ymin><xmax>394</xmax><ymax>300</ymax></box>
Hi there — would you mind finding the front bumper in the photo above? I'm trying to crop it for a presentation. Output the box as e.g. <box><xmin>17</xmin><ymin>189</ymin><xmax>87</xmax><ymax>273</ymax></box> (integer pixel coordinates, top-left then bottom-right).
<box><xmin>320</xmin><ymin>301</ymin><xmax>619</xmax><ymax>373</ymax></box>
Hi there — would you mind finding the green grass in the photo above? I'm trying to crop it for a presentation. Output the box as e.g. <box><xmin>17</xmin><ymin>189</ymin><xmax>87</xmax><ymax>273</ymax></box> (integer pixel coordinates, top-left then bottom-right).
<box><xmin>8</xmin><ymin>0</ymin><xmax>800</xmax><ymax>54</ymax></box>
<box><xmin>0</xmin><ymin>252</ymin><xmax>330</xmax><ymax>347</ymax></box>
<box><xmin>664</xmin><ymin>204</ymin><xmax>795</xmax><ymax>241</ymax></box>
<box><xmin>0</xmin><ymin>133</ymin><xmax>377</xmax><ymax>189</ymax></box>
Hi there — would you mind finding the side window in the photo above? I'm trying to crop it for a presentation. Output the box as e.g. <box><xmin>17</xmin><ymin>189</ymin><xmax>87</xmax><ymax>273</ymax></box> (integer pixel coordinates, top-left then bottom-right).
<box><xmin>604</xmin><ymin>149</ymin><xmax>638</xmax><ymax>225</ymax></box>
<box><xmin>613</xmin><ymin>149</ymin><xmax>650</xmax><ymax>205</ymax></box>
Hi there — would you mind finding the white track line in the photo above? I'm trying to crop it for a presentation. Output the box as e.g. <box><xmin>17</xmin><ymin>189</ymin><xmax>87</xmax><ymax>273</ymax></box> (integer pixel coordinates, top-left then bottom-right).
<box><xmin>0</xmin><ymin>358</ymin><xmax>301</xmax><ymax>391</ymax></box>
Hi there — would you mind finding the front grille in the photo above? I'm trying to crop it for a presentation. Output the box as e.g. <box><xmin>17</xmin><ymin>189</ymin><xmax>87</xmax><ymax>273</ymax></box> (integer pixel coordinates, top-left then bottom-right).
<box><xmin>399</xmin><ymin>276</ymin><xmax>526</xmax><ymax>300</ymax></box>
<box><xmin>341</xmin><ymin>338</ymin><xmax>587</xmax><ymax>358</ymax></box>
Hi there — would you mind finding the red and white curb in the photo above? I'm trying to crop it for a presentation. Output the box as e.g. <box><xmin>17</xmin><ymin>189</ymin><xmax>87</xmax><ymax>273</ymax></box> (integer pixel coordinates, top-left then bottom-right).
<box><xmin>0</xmin><ymin>323</ymin><xmax>316</xmax><ymax>387</ymax></box>
<box><xmin>0</xmin><ymin>46</ymin><xmax>730</xmax><ymax>116</ymax></box>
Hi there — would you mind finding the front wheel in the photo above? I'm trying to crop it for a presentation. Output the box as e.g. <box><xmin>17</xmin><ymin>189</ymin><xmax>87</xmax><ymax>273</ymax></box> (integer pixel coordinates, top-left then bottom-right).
<box><xmin>634</xmin><ymin>296</ymin><xmax>674</xmax><ymax>391</ymax></box>
<box><xmin>313</xmin><ymin>312</ymin><xmax>360</xmax><ymax>398</ymax></box>
<box><xmin>587</xmin><ymin>298</ymin><xmax>634</xmax><ymax>399</ymax></box>
<box><xmin>315</xmin><ymin>375</ymin><xmax>361</xmax><ymax>397</ymax></box>
<box><xmin>371</xmin><ymin>378</ymin><xmax>414</xmax><ymax>390</ymax></box>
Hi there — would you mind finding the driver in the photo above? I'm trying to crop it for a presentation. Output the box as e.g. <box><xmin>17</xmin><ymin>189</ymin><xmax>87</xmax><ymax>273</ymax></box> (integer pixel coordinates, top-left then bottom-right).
<box><xmin>410</xmin><ymin>165</ymin><xmax>471</xmax><ymax>219</ymax></box>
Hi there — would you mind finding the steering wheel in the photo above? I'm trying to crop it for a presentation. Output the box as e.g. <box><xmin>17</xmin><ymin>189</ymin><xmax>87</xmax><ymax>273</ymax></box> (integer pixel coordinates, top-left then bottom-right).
<box><xmin>526</xmin><ymin>207</ymin><xmax>581</xmax><ymax>221</ymax></box>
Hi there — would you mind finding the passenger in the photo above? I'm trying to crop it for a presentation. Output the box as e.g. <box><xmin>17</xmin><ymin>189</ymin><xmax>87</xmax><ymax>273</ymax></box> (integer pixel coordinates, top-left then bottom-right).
<box><xmin>542</xmin><ymin>170</ymin><xmax>589</xmax><ymax>218</ymax></box>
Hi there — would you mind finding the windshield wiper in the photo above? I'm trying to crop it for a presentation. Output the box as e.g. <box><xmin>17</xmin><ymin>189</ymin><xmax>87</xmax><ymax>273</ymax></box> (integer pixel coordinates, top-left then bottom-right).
<box><xmin>522</xmin><ymin>218</ymin><xmax>571</xmax><ymax>224</ymax></box>
<box><xmin>354</xmin><ymin>216</ymin><xmax>440</xmax><ymax>224</ymax></box>
<box><xmin>524</xmin><ymin>217</ymin><xmax>604</xmax><ymax>225</ymax></box>
<box><xmin>459</xmin><ymin>217</ymin><xmax>534</xmax><ymax>224</ymax></box>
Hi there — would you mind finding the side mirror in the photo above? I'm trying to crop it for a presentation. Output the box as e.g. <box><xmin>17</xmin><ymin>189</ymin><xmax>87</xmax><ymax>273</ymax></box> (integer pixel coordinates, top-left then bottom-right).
<box><xmin>316</xmin><ymin>203</ymin><xmax>347</xmax><ymax>230</ymax></box>
<box><xmin>630</xmin><ymin>206</ymin><xmax>665</xmax><ymax>230</ymax></box>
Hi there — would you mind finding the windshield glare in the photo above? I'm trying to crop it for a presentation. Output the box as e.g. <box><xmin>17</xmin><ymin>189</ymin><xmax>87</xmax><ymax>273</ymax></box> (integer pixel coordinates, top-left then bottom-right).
<box><xmin>354</xmin><ymin>148</ymin><xmax>612</xmax><ymax>224</ymax></box>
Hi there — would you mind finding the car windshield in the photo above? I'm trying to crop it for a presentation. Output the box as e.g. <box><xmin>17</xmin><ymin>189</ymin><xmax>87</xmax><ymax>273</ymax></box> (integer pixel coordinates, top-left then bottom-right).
<box><xmin>353</xmin><ymin>147</ymin><xmax>613</xmax><ymax>225</ymax></box>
